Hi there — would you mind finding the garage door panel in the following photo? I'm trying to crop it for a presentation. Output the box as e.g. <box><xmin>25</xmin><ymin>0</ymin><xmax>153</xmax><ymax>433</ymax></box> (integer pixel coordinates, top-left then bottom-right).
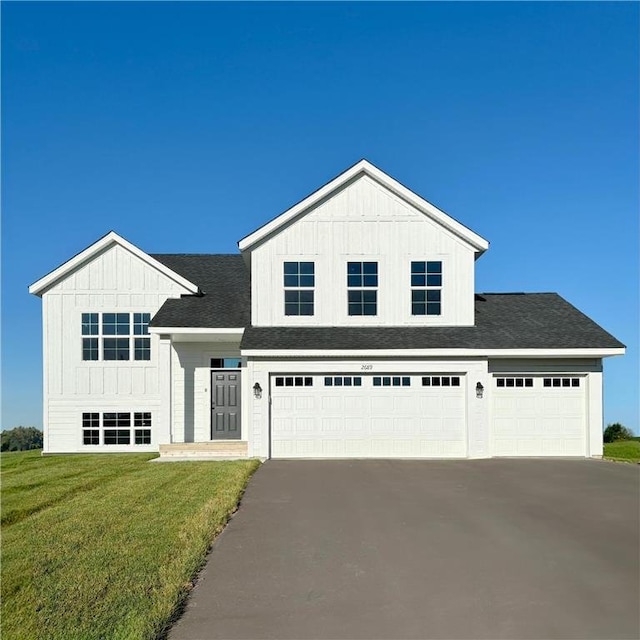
<box><xmin>492</xmin><ymin>376</ymin><xmax>586</xmax><ymax>457</ymax></box>
<box><xmin>273</xmin><ymin>396</ymin><xmax>293</xmax><ymax>411</ymax></box>
<box><xmin>295</xmin><ymin>395</ymin><xmax>315</xmax><ymax>411</ymax></box>
<box><xmin>344</xmin><ymin>396</ymin><xmax>366</xmax><ymax>411</ymax></box>
<box><xmin>344</xmin><ymin>417</ymin><xmax>365</xmax><ymax>432</ymax></box>
<box><xmin>370</xmin><ymin>417</ymin><xmax>387</xmax><ymax>434</ymax></box>
<box><xmin>322</xmin><ymin>396</ymin><xmax>342</xmax><ymax>411</ymax></box>
<box><xmin>271</xmin><ymin>373</ymin><xmax>467</xmax><ymax>458</ymax></box>
<box><xmin>320</xmin><ymin>417</ymin><xmax>342</xmax><ymax>433</ymax></box>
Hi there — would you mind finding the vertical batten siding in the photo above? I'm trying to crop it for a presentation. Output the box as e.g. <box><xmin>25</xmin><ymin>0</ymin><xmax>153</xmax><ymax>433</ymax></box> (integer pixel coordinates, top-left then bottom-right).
<box><xmin>251</xmin><ymin>175</ymin><xmax>476</xmax><ymax>328</ymax></box>
<box><xmin>41</xmin><ymin>244</ymin><xmax>191</xmax><ymax>453</ymax></box>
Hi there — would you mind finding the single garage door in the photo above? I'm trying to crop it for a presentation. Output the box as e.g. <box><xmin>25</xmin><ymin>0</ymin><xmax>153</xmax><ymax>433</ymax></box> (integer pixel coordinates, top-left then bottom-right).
<box><xmin>270</xmin><ymin>373</ymin><xmax>466</xmax><ymax>458</ymax></box>
<box><xmin>492</xmin><ymin>375</ymin><xmax>587</xmax><ymax>456</ymax></box>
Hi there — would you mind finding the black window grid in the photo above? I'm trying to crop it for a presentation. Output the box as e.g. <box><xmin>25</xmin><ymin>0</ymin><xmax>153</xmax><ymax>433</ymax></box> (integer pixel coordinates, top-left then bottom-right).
<box><xmin>82</xmin><ymin>313</ymin><xmax>151</xmax><ymax>361</ymax></box>
<box><xmin>82</xmin><ymin>412</ymin><xmax>152</xmax><ymax>446</ymax></box>
<box><xmin>411</xmin><ymin>261</ymin><xmax>442</xmax><ymax>316</ymax></box>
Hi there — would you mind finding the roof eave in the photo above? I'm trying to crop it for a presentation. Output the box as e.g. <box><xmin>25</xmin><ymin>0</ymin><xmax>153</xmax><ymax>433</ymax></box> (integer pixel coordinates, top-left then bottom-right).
<box><xmin>240</xmin><ymin>347</ymin><xmax>626</xmax><ymax>358</ymax></box>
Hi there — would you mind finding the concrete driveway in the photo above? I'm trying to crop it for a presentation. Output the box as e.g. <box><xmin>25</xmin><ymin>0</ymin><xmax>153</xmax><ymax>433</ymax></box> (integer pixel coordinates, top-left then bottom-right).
<box><xmin>169</xmin><ymin>460</ymin><xmax>639</xmax><ymax>639</ymax></box>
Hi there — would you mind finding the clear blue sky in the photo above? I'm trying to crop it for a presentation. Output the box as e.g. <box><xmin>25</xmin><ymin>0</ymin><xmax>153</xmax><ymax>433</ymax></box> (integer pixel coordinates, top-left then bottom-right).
<box><xmin>2</xmin><ymin>2</ymin><xmax>638</xmax><ymax>432</ymax></box>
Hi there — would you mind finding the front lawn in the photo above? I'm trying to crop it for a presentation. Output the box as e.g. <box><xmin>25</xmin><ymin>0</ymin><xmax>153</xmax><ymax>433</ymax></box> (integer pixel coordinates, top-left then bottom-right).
<box><xmin>603</xmin><ymin>440</ymin><xmax>640</xmax><ymax>463</ymax></box>
<box><xmin>1</xmin><ymin>451</ymin><xmax>260</xmax><ymax>640</ymax></box>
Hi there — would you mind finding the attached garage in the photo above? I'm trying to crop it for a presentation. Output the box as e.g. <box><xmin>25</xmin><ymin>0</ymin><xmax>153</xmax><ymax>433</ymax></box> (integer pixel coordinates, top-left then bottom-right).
<box><xmin>491</xmin><ymin>375</ymin><xmax>587</xmax><ymax>456</ymax></box>
<box><xmin>270</xmin><ymin>373</ymin><xmax>467</xmax><ymax>458</ymax></box>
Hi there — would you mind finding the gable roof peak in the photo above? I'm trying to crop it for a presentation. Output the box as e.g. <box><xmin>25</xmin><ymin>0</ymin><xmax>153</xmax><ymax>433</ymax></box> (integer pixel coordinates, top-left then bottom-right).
<box><xmin>238</xmin><ymin>161</ymin><xmax>489</xmax><ymax>254</ymax></box>
<box><xmin>29</xmin><ymin>230</ymin><xmax>199</xmax><ymax>297</ymax></box>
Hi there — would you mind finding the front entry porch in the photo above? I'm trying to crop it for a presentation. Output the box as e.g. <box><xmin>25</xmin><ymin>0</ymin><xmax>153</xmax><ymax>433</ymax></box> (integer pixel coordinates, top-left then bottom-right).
<box><xmin>158</xmin><ymin>441</ymin><xmax>249</xmax><ymax>459</ymax></box>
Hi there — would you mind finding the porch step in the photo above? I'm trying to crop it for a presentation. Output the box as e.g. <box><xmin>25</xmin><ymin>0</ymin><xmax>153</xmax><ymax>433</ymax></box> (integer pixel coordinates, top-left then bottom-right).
<box><xmin>158</xmin><ymin>441</ymin><xmax>248</xmax><ymax>459</ymax></box>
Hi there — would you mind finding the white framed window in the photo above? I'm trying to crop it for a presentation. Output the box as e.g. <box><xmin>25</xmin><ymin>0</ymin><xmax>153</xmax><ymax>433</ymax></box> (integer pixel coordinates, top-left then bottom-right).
<box><xmin>284</xmin><ymin>262</ymin><xmax>314</xmax><ymax>316</ymax></box>
<box><xmin>274</xmin><ymin>376</ymin><xmax>313</xmax><ymax>387</ymax></box>
<box><xmin>373</xmin><ymin>376</ymin><xmax>411</xmax><ymax>387</ymax></box>
<box><xmin>324</xmin><ymin>376</ymin><xmax>362</xmax><ymax>387</ymax></box>
<box><xmin>81</xmin><ymin>313</ymin><xmax>151</xmax><ymax>361</ymax></box>
<box><xmin>411</xmin><ymin>261</ymin><xmax>442</xmax><ymax>316</ymax></box>
<box><xmin>543</xmin><ymin>377</ymin><xmax>580</xmax><ymax>388</ymax></box>
<box><xmin>82</xmin><ymin>412</ymin><xmax>152</xmax><ymax>445</ymax></box>
<box><xmin>348</xmin><ymin>262</ymin><xmax>377</xmax><ymax>316</ymax></box>
<box><xmin>496</xmin><ymin>377</ymin><xmax>534</xmax><ymax>388</ymax></box>
<box><xmin>422</xmin><ymin>376</ymin><xmax>460</xmax><ymax>387</ymax></box>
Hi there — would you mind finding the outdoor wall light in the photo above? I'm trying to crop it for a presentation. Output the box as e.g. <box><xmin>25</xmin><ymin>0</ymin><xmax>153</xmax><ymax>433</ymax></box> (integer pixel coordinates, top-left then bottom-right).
<box><xmin>475</xmin><ymin>382</ymin><xmax>484</xmax><ymax>399</ymax></box>
<box><xmin>253</xmin><ymin>382</ymin><xmax>262</xmax><ymax>399</ymax></box>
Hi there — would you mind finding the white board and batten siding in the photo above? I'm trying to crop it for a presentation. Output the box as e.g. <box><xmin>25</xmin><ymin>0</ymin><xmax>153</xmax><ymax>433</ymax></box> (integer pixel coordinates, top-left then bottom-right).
<box><xmin>250</xmin><ymin>175</ymin><xmax>477</xmax><ymax>328</ymax></box>
<box><xmin>41</xmin><ymin>244</ymin><xmax>191</xmax><ymax>453</ymax></box>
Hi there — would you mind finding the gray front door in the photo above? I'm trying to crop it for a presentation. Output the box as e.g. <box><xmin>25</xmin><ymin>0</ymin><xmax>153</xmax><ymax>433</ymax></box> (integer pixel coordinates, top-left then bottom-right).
<box><xmin>211</xmin><ymin>371</ymin><xmax>241</xmax><ymax>440</ymax></box>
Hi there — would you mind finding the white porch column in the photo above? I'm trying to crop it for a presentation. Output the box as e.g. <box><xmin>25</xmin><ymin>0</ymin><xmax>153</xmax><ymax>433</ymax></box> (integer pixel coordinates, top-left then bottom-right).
<box><xmin>157</xmin><ymin>334</ymin><xmax>173</xmax><ymax>445</ymax></box>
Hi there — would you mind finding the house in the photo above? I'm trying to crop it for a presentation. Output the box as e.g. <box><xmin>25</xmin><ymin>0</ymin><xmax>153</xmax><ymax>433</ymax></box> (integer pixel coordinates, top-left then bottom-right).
<box><xmin>29</xmin><ymin>160</ymin><xmax>625</xmax><ymax>459</ymax></box>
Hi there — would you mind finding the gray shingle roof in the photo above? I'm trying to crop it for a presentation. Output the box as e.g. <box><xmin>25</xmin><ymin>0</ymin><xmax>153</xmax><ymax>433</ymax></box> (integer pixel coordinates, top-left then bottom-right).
<box><xmin>147</xmin><ymin>255</ymin><xmax>623</xmax><ymax>350</ymax></box>
<box><xmin>240</xmin><ymin>294</ymin><xmax>624</xmax><ymax>351</ymax></box>
<box><xmin>150</xmin><ymin>255</ymin><xmax>250</xmax><ymax>328</ymax></box>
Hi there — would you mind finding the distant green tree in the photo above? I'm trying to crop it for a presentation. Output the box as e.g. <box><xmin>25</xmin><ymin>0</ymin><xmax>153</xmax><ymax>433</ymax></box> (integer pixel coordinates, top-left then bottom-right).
<box><xmin>603</xmin><ymin>423</ymin><xmax>634</xmax><ymax>443</ymax></box>
<box><xmin>1</xmin><ymin>427</ymin><xmax>43</xmax><ymax>452</ymax></box>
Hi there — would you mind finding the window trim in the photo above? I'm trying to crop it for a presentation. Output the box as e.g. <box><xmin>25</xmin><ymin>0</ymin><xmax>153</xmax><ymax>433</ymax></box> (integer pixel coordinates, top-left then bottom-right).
<box><xmin>347</xmin><ymin>261</ymin><xmax>378</xmax><ymax>316</ymax></box>
<box><xmin>81</xmin><ymin>312</ymin><xmax>151</xmax><ymax>362</ymax></box>
<box><xmin>411</xmin><ymin>260</ymin><xmax>442</xmax><ymax>316</ymax></box>
<box><xmin>82</xmin><ymin>411</ymin><xmax>152</xmax><ymax>446</ymax></box>
<box><xmin>283</xmin><ymin>261</ymin><xmax>315</xmax><ymax>316</ymax></box>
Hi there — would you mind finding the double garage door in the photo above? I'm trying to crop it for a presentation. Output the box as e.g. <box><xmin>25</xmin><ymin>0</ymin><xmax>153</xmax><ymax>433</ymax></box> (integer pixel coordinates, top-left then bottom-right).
<box><xmin>270</xmin><ymin>373</ymin><xmax>588</xmax><ymax>458</ymax></box>
<box><xmin>271</xmin><ymin>373</ymin><xmax>466</xmax><ymax>459</ymax></box>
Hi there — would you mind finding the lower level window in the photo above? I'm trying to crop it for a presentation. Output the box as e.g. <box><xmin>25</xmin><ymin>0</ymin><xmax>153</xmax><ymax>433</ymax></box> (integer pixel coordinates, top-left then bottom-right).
<box><xmin>82</xmin><ymin>412</ymin><xmax>152</xmax><ymax>445</ymax></box>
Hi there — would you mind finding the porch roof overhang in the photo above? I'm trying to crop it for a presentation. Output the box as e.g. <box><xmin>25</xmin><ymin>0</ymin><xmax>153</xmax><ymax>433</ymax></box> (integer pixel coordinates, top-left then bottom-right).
<box><xmin>148</xmin><ymin>327</ymin><xmax>245</xmax><ymax>343</ymax></box>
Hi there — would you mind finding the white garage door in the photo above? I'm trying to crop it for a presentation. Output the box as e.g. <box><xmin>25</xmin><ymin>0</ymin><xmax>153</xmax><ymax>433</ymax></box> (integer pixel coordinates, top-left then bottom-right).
<box><xmin>492</xmin><ymin>375</ymin><xmax>587</xmax><ymax>456</ymax></box>
<box><xmin>270</xmin><ymin>374</ymin><xmax>466</xmax><ymax>458</ymax></box>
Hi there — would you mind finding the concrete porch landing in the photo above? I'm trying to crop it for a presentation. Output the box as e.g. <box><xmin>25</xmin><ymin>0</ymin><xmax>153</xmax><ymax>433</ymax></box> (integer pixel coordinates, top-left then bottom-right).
<box><xmin>157</xmin><ymin>441</ymin><xmax>248</xmax><ymax>460</ymax></box>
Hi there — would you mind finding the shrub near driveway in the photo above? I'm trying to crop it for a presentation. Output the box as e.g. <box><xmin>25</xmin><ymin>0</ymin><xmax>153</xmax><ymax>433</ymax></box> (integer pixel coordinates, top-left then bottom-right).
<box><xmin>1</xmin><ymin>451</ymin><xmax>260</xmax><ymax>640</ymax></box>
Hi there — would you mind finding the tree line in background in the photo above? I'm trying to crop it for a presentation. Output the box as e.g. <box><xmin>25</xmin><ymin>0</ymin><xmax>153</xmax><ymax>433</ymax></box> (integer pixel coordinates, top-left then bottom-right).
<box><xmin>0</xmin><ymin>423</ymin><xmax>635</xmax><ymax>452</ymax></box>
<box><xmin>1</xmin><ymin>427</ymin><xmax>43</xmax><ymax>452</ymax></box>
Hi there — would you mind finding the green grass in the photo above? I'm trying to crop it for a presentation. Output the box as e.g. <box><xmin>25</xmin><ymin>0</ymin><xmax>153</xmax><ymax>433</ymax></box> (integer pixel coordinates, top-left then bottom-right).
<box><xmin>1</xmin><ymin>451</ymin><xmax>260</xmax><ymax>640</ymax></box>
<box><xmin>603</xmin><ymin>440</ymin><xmax>640</xmax><ymax>463</ymax></box>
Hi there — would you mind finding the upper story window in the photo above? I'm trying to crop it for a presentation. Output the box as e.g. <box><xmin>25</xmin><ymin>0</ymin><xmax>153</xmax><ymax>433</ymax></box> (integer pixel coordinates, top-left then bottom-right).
<box><xmin>284</xmin><ymin>262</ymin><xmax>314</xmax><ymax>316</ymax></box>
<box><xmin>82</xmin><ymin>312</ymin><xmax>150</xmax><ymax>361</ymax></box>
<box><xmin>348</xmin><ymin>262</ymin><xmax>377</xmax><ymax>316</ymax></box>
<box><xmin>411</xmin><ymin>261</ymin><xmax>442</xmax><ymax>316</ymax></box>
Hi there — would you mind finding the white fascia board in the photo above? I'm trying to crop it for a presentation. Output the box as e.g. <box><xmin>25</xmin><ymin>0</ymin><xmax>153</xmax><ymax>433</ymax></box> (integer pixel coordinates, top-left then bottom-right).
<box><xmin>241</xmin><ymin>348</ymin><xmax>625</xmax><ymax>358</ymax></box>
<box><xmin>28</xmin><ymin>231</ymin><xmax>199</xmax><ymax>296</ymax></box>
<box><xmin>148</xmin><ymin>327</ymin><xmax>245</xmax><ymax>335</ymax></box>
<box><xmin>238</xmin><ymin>160</ymin><xmax>489</xmax><ymax>254</ymax></box>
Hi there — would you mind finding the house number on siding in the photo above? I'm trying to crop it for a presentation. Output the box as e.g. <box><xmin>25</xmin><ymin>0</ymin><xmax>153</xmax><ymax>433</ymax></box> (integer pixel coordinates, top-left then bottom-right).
<box><xmin>361</xmin><ymin>364</ymin><xmax>373</xmax><ymax>371</ymax></box>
